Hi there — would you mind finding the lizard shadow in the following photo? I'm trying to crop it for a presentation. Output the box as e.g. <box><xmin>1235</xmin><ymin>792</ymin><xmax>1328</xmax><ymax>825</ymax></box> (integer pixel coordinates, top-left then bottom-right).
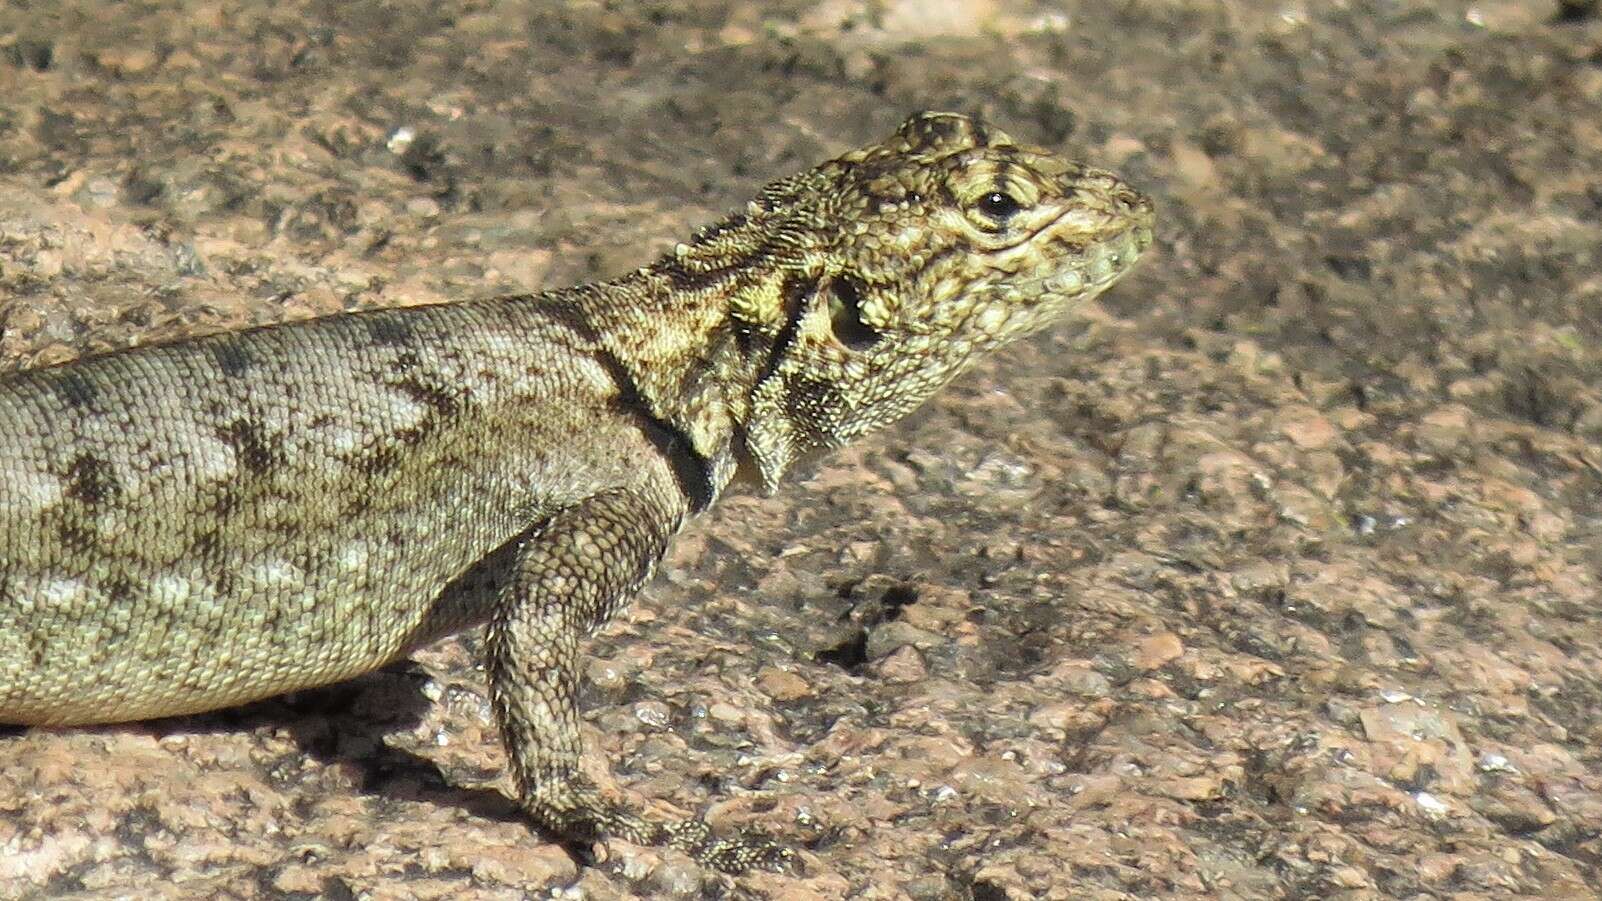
<box><xmin>151</xmin><ymin>662</ymin><xmax>526</xmax><ymax>828</ymax></box>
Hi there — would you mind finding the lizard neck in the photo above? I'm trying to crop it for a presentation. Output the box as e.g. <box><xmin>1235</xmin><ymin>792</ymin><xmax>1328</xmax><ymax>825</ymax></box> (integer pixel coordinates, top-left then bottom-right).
<box><xmin>532</xmin><ymin>262</ymin><xmax>780</xmax><ymax>507</ymax></box>
<box><xmin>531</xmin><ymin>174</ymin><xmax>840</xmax><ymax>501</ymax></box>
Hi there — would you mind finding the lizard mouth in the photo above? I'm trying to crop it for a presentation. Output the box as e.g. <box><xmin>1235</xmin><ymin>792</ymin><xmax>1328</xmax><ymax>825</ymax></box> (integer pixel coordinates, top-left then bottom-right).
<box><xmin>1043</xmin><ymin>215</ymin><xmax>1154</xmax><ymax>295</ymax></box>
<box><xmin>1011</xmin><ymin>199</ymin><xmax>1154</xmax><ymax>300</ymax></box>
<box><xmin>958</xmin><ymin>213</ymin><xmax>1152</xmax><ymax>345</ymax></box>
<box><xmin>996</xmin><ymin>170</ymin><xmax>1154</xmax><ymax>286</ymax></box>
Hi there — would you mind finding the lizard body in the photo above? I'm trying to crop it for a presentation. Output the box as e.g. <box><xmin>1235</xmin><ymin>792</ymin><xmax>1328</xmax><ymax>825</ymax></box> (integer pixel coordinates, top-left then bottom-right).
<box><xmin>0</xmin><ymin>112</ymin><xmax>1152</xmax><ymax>871</ymax></box>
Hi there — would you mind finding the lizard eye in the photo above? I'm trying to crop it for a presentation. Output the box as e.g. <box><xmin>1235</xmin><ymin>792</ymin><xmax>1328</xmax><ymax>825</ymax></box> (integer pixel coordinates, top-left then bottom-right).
<box><xmin>976</xmin><ymin>190</ymin><xmax>1024</xmax><ymax>222</ymax></box>
<box><xmin>827</xmin><ymin>276</ymin><xmax>881</xmax><ymax>351</ymax></box>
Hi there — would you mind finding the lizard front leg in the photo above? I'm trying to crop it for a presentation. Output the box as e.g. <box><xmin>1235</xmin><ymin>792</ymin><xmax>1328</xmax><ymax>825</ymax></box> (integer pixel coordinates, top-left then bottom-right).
<box><xmin>484</xmin><ymin>484</ymin><xmax>791</xmax><ymax>873</ymax></box>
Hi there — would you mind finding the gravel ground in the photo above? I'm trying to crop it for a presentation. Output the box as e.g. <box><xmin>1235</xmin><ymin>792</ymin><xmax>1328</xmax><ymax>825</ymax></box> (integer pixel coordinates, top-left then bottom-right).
<box><xmin>1</xmin><ymin>1</ymin><xmax>1600</xmax><ymax>898</ymax></box>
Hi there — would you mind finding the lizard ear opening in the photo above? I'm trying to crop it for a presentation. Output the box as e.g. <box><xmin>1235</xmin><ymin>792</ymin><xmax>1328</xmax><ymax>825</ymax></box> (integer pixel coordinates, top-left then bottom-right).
<box><xmin>827</xmin><ymin>275</ymin><xmax>882</xmax><ymax>352</ymax></box>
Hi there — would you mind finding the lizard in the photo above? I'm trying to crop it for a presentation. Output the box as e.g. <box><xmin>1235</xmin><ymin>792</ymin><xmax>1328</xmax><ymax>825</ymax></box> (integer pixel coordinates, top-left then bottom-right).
<box><xmin>0</xmin><ymin>111</ymin><xmax>1154</xmax><ymax>873</ymax></box>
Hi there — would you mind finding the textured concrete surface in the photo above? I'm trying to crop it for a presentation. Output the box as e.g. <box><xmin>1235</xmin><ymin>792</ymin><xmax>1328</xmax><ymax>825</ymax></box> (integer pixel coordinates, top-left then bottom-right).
<box><xmin>2</xmin><ymin>1</ymin><xmax>1600</xmax><ymax>897</ymax></box>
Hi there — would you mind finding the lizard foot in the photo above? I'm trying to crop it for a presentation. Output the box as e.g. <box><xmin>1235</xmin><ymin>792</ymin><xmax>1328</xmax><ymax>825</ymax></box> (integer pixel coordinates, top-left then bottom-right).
<box><xmin>524</xmin><ymin>773</ymin><xmax>793</xmax><ymax>875</ymax></box>
<box><xmin>662</xmin><ymin>817</ymin><xmax>795</xmax><ymax>874</ymax></box>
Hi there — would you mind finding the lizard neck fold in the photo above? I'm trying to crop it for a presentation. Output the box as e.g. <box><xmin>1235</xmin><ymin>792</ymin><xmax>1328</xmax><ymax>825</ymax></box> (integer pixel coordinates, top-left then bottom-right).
<box><xmin>532</xmin><ymin>179</ymin><xmax>842</xmax><ymax>500</ymax></box>
<box><xmin>529</xmin><ymin>263</ymin><xmax>778</xmax><ymax>508</ymax></box>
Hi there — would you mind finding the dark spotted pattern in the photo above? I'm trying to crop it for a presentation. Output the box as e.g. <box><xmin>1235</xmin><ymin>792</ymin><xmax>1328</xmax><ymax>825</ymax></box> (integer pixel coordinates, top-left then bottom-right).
<box><xmin>0</xmin><ymin>112</ymin><xmax>1152</xmax><ymax>875</ymax></box>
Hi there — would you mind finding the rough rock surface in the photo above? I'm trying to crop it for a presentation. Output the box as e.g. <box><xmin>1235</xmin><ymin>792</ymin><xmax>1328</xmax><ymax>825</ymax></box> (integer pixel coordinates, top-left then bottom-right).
<box><xmin>2</xmin><ymin>1</ymin><xmax>1600</xmax><ymax>897</ymax></box>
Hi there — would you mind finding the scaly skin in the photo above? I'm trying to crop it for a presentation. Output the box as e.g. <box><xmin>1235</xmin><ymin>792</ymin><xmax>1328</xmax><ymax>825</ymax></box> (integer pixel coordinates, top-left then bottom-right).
<box><xmin>0</xmin><ymin>112</ymin><xmax>1153</xmax><ymax>871</ymax></box>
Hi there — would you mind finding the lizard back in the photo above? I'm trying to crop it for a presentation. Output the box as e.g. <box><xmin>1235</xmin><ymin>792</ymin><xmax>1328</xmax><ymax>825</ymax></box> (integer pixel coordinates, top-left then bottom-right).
<box><xmin>0</xmin><ymin>296</ymin><xmax>662</xmax><ymax>723</ymax></box>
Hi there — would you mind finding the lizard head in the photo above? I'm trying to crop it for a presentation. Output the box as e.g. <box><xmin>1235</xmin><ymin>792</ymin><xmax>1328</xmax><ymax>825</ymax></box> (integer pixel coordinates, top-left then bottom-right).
<box><xmin>727</xmin><ymin>111</ymin><xmax>1155</xmax><ymax>493</ymax></box>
